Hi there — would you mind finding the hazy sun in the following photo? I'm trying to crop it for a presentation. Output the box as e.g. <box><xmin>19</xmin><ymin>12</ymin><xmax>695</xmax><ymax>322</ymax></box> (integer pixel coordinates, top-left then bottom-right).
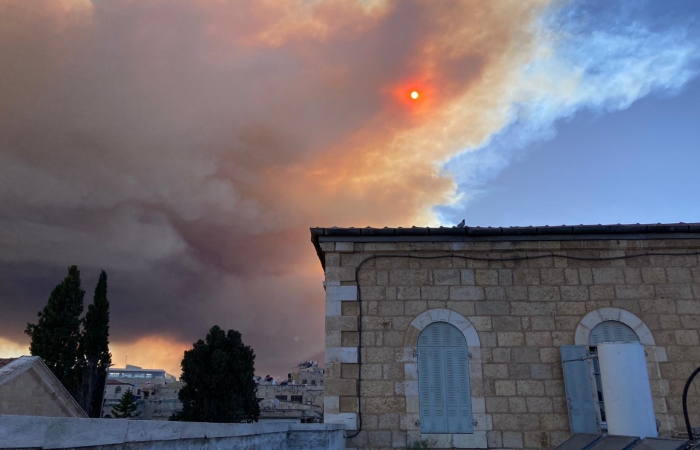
<box><xmin>410</xmin><ymin>90</ymin><xmax>419</xmax><ymax>100</ymax></box>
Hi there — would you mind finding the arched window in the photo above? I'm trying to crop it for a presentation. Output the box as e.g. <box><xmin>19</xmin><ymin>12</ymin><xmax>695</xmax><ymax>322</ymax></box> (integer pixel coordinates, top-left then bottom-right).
<box><xmin>417</xmin><ymin>322</ymin><xmax>473</xmax><ymax>434</ymax></box>
<box><xmin>588</xmin><ymin>321</ymin><xmax>640</xmax><ymax>427</ymax></box>
<box><xmin>115</xmin><ymin>386</ymin><xmax>121</xmax><ymax>394</ymax></box>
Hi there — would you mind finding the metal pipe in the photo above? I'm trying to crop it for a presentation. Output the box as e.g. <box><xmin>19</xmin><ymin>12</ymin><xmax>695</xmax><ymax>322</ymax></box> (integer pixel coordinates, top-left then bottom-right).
<box><xmin>683</xmin><ymin>365</ymin><xmax>700</xmax><ymax>442</ymax></box>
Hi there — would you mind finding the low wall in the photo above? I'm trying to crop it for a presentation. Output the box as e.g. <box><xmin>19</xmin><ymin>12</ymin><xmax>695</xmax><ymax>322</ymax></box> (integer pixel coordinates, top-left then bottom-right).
<box><xmin>0</xmin><ymin>415</ymin><xmax>345</xmax><ymax>450</ymax></box>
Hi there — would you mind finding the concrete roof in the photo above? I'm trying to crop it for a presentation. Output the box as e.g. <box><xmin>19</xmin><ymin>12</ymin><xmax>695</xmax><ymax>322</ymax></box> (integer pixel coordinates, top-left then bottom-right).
<box><xmin>310</xmin><ymin>222</ymin><xmax>700</xmax><ymax>268</ymax></box>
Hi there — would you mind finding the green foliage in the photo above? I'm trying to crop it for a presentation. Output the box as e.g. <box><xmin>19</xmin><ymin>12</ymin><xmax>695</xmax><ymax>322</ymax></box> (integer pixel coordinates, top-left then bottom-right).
<box><xmin>26</xmin><ymin>266</ymin><xmax>85</xmax><ymax>400</ymax></box>
<box><xmin>26</xmin><ymin>266</ymin><xmax>112</xmax><ymax>417</ymax></box>
<box><xmin>405</xmin><ymin>438</ymin><xmax>433</xmax><ymax>450</ymax></box>
<box><xmin>81</xmin><ymin>271</ymin><xmax>112</xmax><ymax>417</ymax></box>
<box><xmin>171</xmin><ymin>325</ymin><xmax>260</xmax><ymax>423</ymax></box>
<box><xmin>112</xmin><ymin>389</ymin><xmax>138</xmax><ymax>418</ymax></box>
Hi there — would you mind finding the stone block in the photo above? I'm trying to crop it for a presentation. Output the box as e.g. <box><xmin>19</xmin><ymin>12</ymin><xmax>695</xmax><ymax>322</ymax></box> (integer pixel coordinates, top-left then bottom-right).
<box><xmin>540</xmin><ymin>269</ymin><xmax>565</xmax><ymax>285</ymax></box>
<box><xmin>487</xmin><ymin>431</ymin><xmax>503</xmax><ymax>448</ymax></box>
<box><xmin>495</xmin><ymin>380</ymin><xmax>516</xmax><ymax>396</ymax></box>
<box><xmin>397</xmin><ymin>286</ymin><xmax>420</xmax><ymax>300</ymax></box>
<box><xmin>497</xmin><ymin>332</ymin><xmax>525</xmax><ymax>347</ymax></box>
<box><xmin>483</xmin><ymin>364</ymin><xmax>509</xmax><ymax>379</ymax></box>
<box><xmin>486</xmin><ymin>397</ymin><xmax>509</xmax><ymax>412</ymax></box>
<box><xmin>503</xmin><ymin>431</ymin><xmax>524</xmax><ymax>447</ymax></box>
<box><xmin>361</xmin><ymin>380</ymin><xmax>394</xmax><ymax>397</ymax></box>
<box><xmin>341</xmin><ymin>331</ymin><xmax>358</xmax><ymax>347</ymax></box>
<box><xmin>341</xmin><ymin>363</ymin><xmax>359</xmax><ymax>379</ymax></box>
<box><xmin>326</xmin><ymin>347</ymin><xmax>358</xmax><ymax>364</ymax></box>
<box><xmin>360</xmin><ymin>286</ymin><xmax>385</xmax><ymax>300</ymax></box>
<box><xmin>326</xmin><ymin>266</ymin><xmax>356</xmax><ymax>282</ymax></box>
<box><xmin>335</xmin><ymin>242</ymin><xmax>354</xmax><ymax>252</ymax></box>
<box><xmin>564</xmin><ymin>269</ymin><xmax>580</xmax><ymax>285</ymax></box>
<box><xmin>498</xmin><ymin>269</ymin><xmax>513</xmax><ymax>286</ymax></box>
<box><xmin>454</xmin><ymin>431</ymin><xmax>488</xmax><ymax>448</ymax></box>
<box><xmin>589</xmin><ymin>285</ymin><xmax>615</xmax><ymax>300</ymax></box>
<box><xmin>450</xmin><ymin>286</ymin><xmax>485</xmax><ymax>301</ymax></box>
<box><xmin>511</xmin><ymin>302</ymin><xmax>556</xmax><ymax>316</ymax></box>
<box><xmin>485</xmin><ymin>287</ymin><xmax>506</xmax><ymax>300</ymax></box>
<box><xmin>493</xmin><ymin>316</ymin><xmax>522</xmax><ymax>331</ymax></box>
<box><xmin>492</xmin><ymin>348</ymin><xmax>511</xmax><ymax>362</ymax></box>
<box><xmin>475</xmin><ymin>269</ymin><xmax>499</xmax><ymax>286</ymax></box>
<box><xmin>529</xmin><ymin>286</ymin><xmax>561</xmax><ymax>301</ymax></box>
<box><xmin>531</xmin><ymin>316</ymin><xmax>556</xmax><ymax>331</ymax></box>
<box><xmin>540</xmin><ymin>348</ymin><xmax>560</xmax><ymax>363</ymax></box>
<box><xmin>378</xmin><ymin>301</ymin><xmax>404</xmax><ymax>316</ymax></box>
<box><xmin>592</xmin><ymin>268</ymin><xmax>625</xmax><ymax>284</ymax></box>
<box><xmin>675</xmin><ymin>330</ymin><xmax>699</xmax><ymax>346</ymax></box>
<box><xmin>505</xmin><ymin>286</ymin><xmax>529</xmax><ymax>300</ymax></box>
<box><xmin>509</xmin><ymin>397</ymin><xmax>527</xmax><ymax>413</ymax></box>
<box><xmin>327</xmin><ymin>285</ymin><xmax>358</xmax><ymax>301</ymax></box>
<box><xmin>433</xmin><ymin>269</ymin><xmax>460</xmax><ymax>285</ymax></box>
<box><xmin>361</xmin><ymin>397</ymin><xmax>405</xmax><ymax>414</ymax></box>
<box><xmin>460</xmin><ymin>269</ymin><xmax>476</xmax><ymax>285</ymax></box>
<box><xmin>389</xmin><ymin>270</ymin><xmax>428</xmax><ymax>286</ymax></box>
<box><xmin>514</xmin><ymin>269</ymin><xmax>540</xmax><ymax>285</ymax></box>
<box><xmin>526</xmin><ymin>397</ymin><xmax>553</xmax><ymax>413</ymax></box>
<box><xmin>656</xmin><ymin>284</ymin><xmax>694</xmax><ymax>299</ymax></box>
<box><xmin>517</xmin><ymin>380</ymin><xmax>545</xmax><ymax>396</ymax></box>
<box><xmin>624</xmin><ymin>268</ymin><xmax>642</xmax><ymax>284</ymax></box>
<box><xmin>560</xmin><ymin>286</ymin><xmax>589</xmax><ymax>301</ymax></box>
<box><xmin>511</xmin><ymin>347</ymin><xmax>540</xmax><ymax>363</ymax></box>
<box><xmin>540</xmin><ymin>414</ymin><xmax>568</xmax><ymax>430</ymax></box>
<box><xmin>340</xmin><ymin>396</ymin><xmax>358</xmax><ymax>413</ymax></box>
<box><xmin>476</xmin><ymin>301</ymin><xmax>509</xmax><ymax>315</ymax></box>
<box><xmin>421</xmin><ymin>286</ymin><xmax>449</xmax><ymax>300</ymax></box>
<box><xmin>642</xmin><ymin>267</ymin><xmax>667</xmax><ymax>283</ymax></box>
<box><xmin>508</xmin><ymin>363</ymin><xmax>530</xmax><ymax>379</ymax></box>
<box><xmin>341</xmin><ymin>301</ymin><xmax>359</xmax><ymax>316</ymax></box>
<box><xmin>326</xmin><ymin>379</ymin><xmax>357</xmax><ymax>396</ymax></box>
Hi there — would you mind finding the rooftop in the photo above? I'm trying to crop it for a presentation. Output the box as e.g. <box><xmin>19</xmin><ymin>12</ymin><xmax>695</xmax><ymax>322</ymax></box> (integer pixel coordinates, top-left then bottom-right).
<box><xmin>310</xmin><ymin>222</ymin><xmax>700</xmax><ymax>267</ymax></box>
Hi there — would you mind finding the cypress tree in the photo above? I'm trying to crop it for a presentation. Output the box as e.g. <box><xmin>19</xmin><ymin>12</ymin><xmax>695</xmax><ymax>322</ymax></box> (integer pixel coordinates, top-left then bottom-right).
<box><xmin>172</xmin><ymin>325</ymin><xmax>260</xmax><ymax>423</ymax></box>
<box><xmin>26</xmin><ymin>265</ymin><xmax>85</xmax><ymax>400</ymax></box>
<box><xmin>81</xmin><ymin>270</ymin><xmax>112</xmax><ymax>417</ymax></box>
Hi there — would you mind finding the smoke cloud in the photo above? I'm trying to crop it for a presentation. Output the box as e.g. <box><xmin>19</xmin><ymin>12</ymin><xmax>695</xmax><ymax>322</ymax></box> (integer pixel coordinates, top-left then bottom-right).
<box><xmin>1</xmin><ymin>0</ymin><xmax>697</xmax><ymax>375</ymax></box>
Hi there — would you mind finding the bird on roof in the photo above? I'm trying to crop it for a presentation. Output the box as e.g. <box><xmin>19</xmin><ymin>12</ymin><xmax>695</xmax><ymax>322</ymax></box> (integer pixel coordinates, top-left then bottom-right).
<box><xmin>456</xmin><ymin>219</ymin><xmax>465</xmax><ymax>228</ymax></box>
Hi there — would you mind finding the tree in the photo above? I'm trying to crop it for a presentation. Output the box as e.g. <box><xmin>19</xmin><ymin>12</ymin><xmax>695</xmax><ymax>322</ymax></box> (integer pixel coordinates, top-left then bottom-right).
<box><xmin>112</xmin><ymin>389</ymin><xmax>138</xmax><ymax>418</ymax></box>
<box><xmin>172</xmin><ymin>325</ymin><xmax>260</xmax><ymax>423</ymax></box>
<box><xmin>26</xmin><ymin>265</ymin><xmax>85</xmax><ymax>399</ymax></box>
<box><xmin>81</xmin><ymin>270</ymin><xmax>112</xmax><ymax>417</ymax></box>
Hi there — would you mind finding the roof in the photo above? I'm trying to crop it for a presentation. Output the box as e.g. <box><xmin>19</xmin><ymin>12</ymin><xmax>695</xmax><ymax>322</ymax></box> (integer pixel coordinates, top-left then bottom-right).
<box><xmin>0</xmin><ymin>358</ymin><xmax>19</xmax><ymax>369</ymax></box>
<box><xmin>0</xmin><ymin>356</ymin><xmax>87</xmax><ymax>418</ymax></box>
<box><xmin>310</xmin><ymin>222</ymin><xmax>700</xmax><ymax>268</ymax></box>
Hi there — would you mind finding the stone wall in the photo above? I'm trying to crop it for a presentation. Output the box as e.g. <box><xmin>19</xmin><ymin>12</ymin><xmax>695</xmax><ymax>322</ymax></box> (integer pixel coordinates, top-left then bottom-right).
<box><xmin>0</xmin><ymin>414</ymin><xmax>345</xmax><ymax>449</ymax></box>
<box><xmin>321</xmin><ymin>238</ymin><xmax>700</xmax><ymax>450</ymax></box>
<box><xmin>0</xmin><ymin>371</ymin><xmax>70</xmax><ymax>418</ymax></box>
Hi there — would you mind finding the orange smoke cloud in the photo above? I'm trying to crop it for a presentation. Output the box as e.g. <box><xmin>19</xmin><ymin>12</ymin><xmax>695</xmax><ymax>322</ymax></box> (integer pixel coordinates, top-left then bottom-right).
<box><xmin>0</xmin><ymin>0</ymin><xmax>554</xmax><ymax>375</ymax></box>
<box><xmin>111</xmin><ymin>336</ymin><xmax>189</xmax><ymax>377</ymax></box>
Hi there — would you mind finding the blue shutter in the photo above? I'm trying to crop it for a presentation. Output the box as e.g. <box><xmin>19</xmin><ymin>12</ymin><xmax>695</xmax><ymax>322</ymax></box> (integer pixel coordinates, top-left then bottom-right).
<box><xmin>418</xmin><ymin>322</ymin><xmax>472</xmax><ymax>434</ymax></box>
<box><xmin>561</xmin><ymin>345</ymin><xmax>599</xmax><ymax>434</ymax></box>
<box><xmin>589</xmin><ymin>321</ymin><xmax>639</xmax><ymax>345</ymax></box>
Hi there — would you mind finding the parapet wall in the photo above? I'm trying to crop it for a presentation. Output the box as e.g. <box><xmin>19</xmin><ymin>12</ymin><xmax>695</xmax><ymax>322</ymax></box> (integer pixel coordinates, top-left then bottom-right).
<box><xmin>0</xmin><ymin>415</ymin><xmax>345</xmax><ymax>450</ymax></box>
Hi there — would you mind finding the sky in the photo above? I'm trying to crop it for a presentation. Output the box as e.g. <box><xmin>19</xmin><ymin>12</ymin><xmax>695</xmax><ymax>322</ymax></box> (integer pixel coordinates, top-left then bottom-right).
<box><xmin>1</xmin><ymin>0</ymin><xmax>699</xmax><ymax>377</ymax></box>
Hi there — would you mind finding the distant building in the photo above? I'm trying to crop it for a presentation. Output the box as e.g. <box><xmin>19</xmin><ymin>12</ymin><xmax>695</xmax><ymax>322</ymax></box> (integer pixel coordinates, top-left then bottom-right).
<box><xmin>0</xmin><ymin>356</ymin><xmax>86</xmax><ymax>418</ymax></box>
<box><xmin>256</xmin><ymin>361</ymin><xmax>324</xmax><ymax>423</ymax></box>
<box><xmin>103</xmin><ymin>364</ymin><xmax>180</xmax><ymax>419</ymax></box>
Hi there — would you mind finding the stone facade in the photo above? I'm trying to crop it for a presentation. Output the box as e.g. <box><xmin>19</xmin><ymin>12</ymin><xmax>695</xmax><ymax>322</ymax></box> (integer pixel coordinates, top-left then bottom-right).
<box><xmin>312</xmin><ymin>225</ymin><xmax>700</xmax><ymax>450</ymax></box>
<box><xmin>0</xmin><ymin>356</ymin><xmax>86</xmax><ymax>418</ymax></box>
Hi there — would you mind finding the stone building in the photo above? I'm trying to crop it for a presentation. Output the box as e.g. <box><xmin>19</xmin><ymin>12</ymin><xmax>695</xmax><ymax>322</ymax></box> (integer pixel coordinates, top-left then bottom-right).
<box><xmin>102</xmin><ymin>364</ymin><xmax>180</xmax><ymax>419</ymax></box>
<box><xmin>311</xmin><ymin>223</ymin><xmax>700</xmax><ymax>449</ymax></box>
<box><xmin>256</xmin><ymin>362</ymin><xmax>325</xmax><ymax>423</ymax></box>
<box><xmin>0</xmin><ymin>356</ymin><xmax>86</xmax><ymax>418</ymax></box>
